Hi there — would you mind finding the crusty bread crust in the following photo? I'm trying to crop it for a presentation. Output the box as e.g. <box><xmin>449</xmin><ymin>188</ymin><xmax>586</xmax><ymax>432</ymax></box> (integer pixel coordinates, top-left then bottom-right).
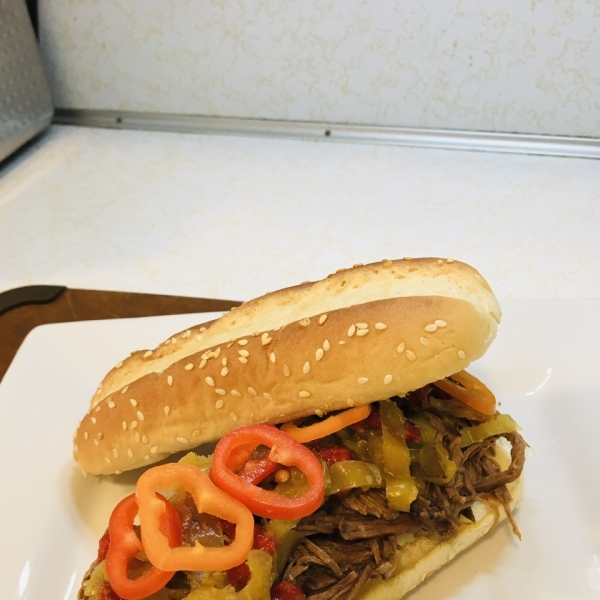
<box><xmin>73</xmin><ymin>258</ymin><xmax>501</xmax><ymax>474</ymax></box>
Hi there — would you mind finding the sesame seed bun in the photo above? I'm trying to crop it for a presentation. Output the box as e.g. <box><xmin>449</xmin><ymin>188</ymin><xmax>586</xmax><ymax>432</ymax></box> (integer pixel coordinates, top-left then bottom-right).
<box><xmin>73</xmin><ymin>257</ymin><xmax>501</xmax><ymax>475</ymax></box>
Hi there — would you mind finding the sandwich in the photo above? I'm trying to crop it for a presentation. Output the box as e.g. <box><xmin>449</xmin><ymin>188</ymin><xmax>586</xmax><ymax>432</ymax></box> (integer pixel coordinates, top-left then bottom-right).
<box><xmin>74</xmin><ymin>257</ymin><xmax>526</xmax><ymax>600</ymax></box>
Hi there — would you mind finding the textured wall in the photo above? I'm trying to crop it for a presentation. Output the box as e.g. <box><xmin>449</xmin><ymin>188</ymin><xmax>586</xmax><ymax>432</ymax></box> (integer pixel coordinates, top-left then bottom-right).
<box><xmin>39</xmin><ymin>0</ymin><xmax>600</xmax><ymax>137</ymax></box>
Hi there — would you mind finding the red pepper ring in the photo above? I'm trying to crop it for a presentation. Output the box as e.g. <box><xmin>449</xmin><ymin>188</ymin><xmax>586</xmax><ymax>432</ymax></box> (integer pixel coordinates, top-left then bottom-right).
<box><xmin>105</xmin><ymin>493</ymin><xmax>181</xmax><ymax>600</ymax></box>
<box><xmin>210</xmin><ymin>424</ymin><xmax>325</xmax><ymax>520</ymax></box>
<box><xmin>136</xmin><ymin>463</ymin><xmax>254</xmax><ymax>572</ymax></box>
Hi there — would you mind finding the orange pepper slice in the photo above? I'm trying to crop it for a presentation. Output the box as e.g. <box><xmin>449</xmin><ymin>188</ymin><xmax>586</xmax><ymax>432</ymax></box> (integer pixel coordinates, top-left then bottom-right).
<box><xmin>136</xmin><ymin>463</ymin><xmax>254</xmax><ymax>572</ymax></box>
<box><xmin>433</xmin><ymin>370</ymin><xmax>496</xmax><ymax>416</ymax></box>
<box><xmin>281</xmin><ymin>404</ymin><xmax>372</xmax><ymax>443</ymax></box>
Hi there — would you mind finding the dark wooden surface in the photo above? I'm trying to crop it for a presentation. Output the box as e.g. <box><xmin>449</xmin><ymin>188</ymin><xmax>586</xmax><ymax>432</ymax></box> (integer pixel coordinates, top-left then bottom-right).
<box><xmin>0</xmin><ymin>288</ymin><xmax>241</xmax><ymax>383</ymax></box>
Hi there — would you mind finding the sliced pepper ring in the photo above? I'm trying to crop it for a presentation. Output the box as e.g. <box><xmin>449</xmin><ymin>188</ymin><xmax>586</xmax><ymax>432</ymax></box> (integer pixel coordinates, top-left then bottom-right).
<box><xmin>434</xmin><ymin>370</ymin><xmax>496</xmax><ymax>416</ymax></box>
<box><xmin>105</xmin><ymin>493</ymin><xmax>181</xmax><ymax>600</ymax></box>
<box><xmin>280</xmin><ymin>404</ymin><xmax>372</xmax><ymax>443</ymax></box>
<box><xmin>210</xmin><ymin>424</ymin><xmax>325</xmax><ymax>520</ymax></box>
<box><xmin>136</xmin><ymin>463</ymin><xmax>255</xmax><ymax>572</ymax></box>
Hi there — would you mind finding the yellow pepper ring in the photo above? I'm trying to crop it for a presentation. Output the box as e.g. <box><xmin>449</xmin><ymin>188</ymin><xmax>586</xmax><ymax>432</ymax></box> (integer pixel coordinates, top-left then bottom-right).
<box><xmin>136</xmin><ymin>463</ymin><xmax>254</xmax><ymax>572</ymax></box>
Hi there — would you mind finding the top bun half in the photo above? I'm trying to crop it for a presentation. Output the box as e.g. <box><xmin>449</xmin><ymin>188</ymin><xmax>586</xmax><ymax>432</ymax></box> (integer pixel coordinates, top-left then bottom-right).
<box><xmin>73</xmin><ymin>258</ymin><xmax>501</xmax><ymax>474</ymax></box>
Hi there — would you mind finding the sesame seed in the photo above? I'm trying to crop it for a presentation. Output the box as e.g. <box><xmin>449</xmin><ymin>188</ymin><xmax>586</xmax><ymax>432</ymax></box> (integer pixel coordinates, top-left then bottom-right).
<box><xmin>424</xmin><ymin>323</ymin><xmax>438</xmax><ymax>332</ymax></box>
<box><xmin>339</xmin><ymin>340</ymin><xmax>346</xmax><ymax>345</ymax></box>
<box><xmin>262</xmin><ymin>337</ymin><xmax>272</xmax><ymax>346</ymax></box>
<box><xmin>151</xmin><ymin>446</ymin><xmax>158</xmax><ymax>454</ymax></box>
<box><xmin>95</xmin><ymin>406</ymin><xmax>101</xmax><ymax>412</ymax></box>
<box><xmin>167</xmin><ymin>375</ymin><xmax>173</xmax><ymax>386</ymax></box>
<box><xmin>122</xmin><ymin>386</ymin><xmax>129</xmax><ymax>393</ymax></box>
<box><xmin>200</xmin><ymin>326</ymin><xmax>207</xmax><ymax>333</ymax></box>
<box><xmin>227</xmin><ymin>342</ymin><xmax>234</xmax><ymax>348</ymax></box>
<box><xmin>116</xmin><ymin>361</ymin><xmax>123</xmax><ymax>368</ymax></box>
<box><xmin>135</xmin><ymin>432</ymin><xmax>141</xmax><ymax>443</ymax></box>
<box><xmin>420</xmin><ymin>337</ymin><xmax>429</xmax><ymax>346</ymax></box>
<box><xmin>165</xmin><ymin>339</ymin><xmax>171</xmax><ymax>346</ymax></box>
<box><xmin>113</xmin><ymin>448</ymin><xmax>119</xmax><ymax>458</ymax></box>
<box><xmin>357</xmin><ymin>377</ymin><xmax>369</xmax><ymax>384</ymax></box>
<box><xmin>231</xmin><ymin>390</ymin><xmax>242</xmax><ymax>398</ymax></box>
<box><xmin>239</xmin><ymin>356</ymin><xmax>249</xmax><ymax>364</ymax></box>
<box><xmin>406</xmin><ymin>350</ymin><xmax>416</xmax><ymax>361</ymax></box>
<box><xmin>164</xmin><ymin>406</ymin><xmax>170</xmax><ymax>416</ymax></box>
<box><xmin>172</xmin><ymin>337</ymin><xmax>179</xmax><ymax>345</ymax></box>
<box><xmin>205</xmin><ymin>376</ymin><xmax>215</xmax><ymax>387</ymax></box>
<box><xmin>196</xmin><ymin>334</ymin><xmax>204</xmax><ymax>341</ymax></box>
<box><xmin>438</xmin><ymin>259</ymin><xmax>444</xmax><ymax>266</ymax></box>
<box><xmin>347</xmin><ymin>399</ymin><xmax>355</xmax><ymax>407</ymax></box>
<box><xmin>201</xmin><ymin>351</ymin><xmax>212</xmax><ymax>360</ymax></box>
<box><xmin>128</xmin><ymin>449</ymin><xmax>133</xmax><ymax>458</ymax></box>
<box><xmin>303</xmin><ymin>362</ymin><xmax>311</xmax><ymax>374</ymax></box>
<box><xmin>319</xmin><ymin>314</ymin><xmax>328</xmax><ymax>325</ymax></box>
<box><xmin>74</xmin><ymin>444</ymin><xmax>78</xmax><ymax>453</ymax></box>
<box><xmin>299</xmin><ymin>391</ymin><xmax>311</xmax><ymax>398</ymax></box>
<box><xmin>446</xmin><ymin>258</ymin><xmax>454</xmax><ymax>263</ymax></box>
<box><xmin>435</xmin><ymin>319</ymin><xmax>447</xmax><ymax>328</ymax></box>
<box><xmin>215</xmin><ymin>389</ymin><xmax>226</xmax><ymax>396</ymax></box>
<box><xmin>269</xmin><ymin>352</ymin><xmax>276</xmax><ymax>363</ymax></box>
<box><xmin>397</xmin><ymin>342</ymin><xmax>405</xmax><ymax>353</ymax></box>
<box><xmin>193</xmin><ymin>430</ymin><xmax>200</xmax><ymax>436</ymax></box>
<box><xmin>221</xmin><ymin>367</ymin><xmax>229</xmax><ymax>376</ymax></box>
<box><xmin>323</xmin><ymin>340</ymin><xmax>331</xmax><ymax>351</ymax></box>
<box><xmin>384</xmin><ymin>374</ymin><xmax>393</xmax><ymax>385</ymax></box>
<box><xmin>375</xmin><ymin>322</ymin><xmax>387</xmax><ymax>330</ymax></box>
<box><xmin>91</xmin><ymin>417</ymin><xmax>97</xmax><ymax>424</ymax></box>
<box><xmin>185</xmin><ymin>363</ymin><xmax>194</xmax><ymax>371</ymax></box>
<box><xmin>356</xmin><ymin>323</ymin><xmax>368</xmax><ymax>329</ymax></box>
<box><xmin>143</xmin><ymin>350</ymin><xmax>153</xmax><ymax>358</ymax></box>
<box><xmin>97</xmin><ymin>432</ymin><xmax>104</xmax><ymax>440</ymax></box>
<box><xmin>230</xmin><ymin>413</ymin><xmax>238</xmax><ymax>421</ymax></box>
<box><xmin>238</xmin><ymin>349</ymin><xmax>249</xmax><ymax>357</ymax></box>
<box><xmin>122</xmin><ymin>421</ymin><xmax>127</xmax><ymax>431</ymax></box>
<box><xmin>105</xmin><ymin>457</ymin><xmax>111</xmax><ymax>464</ymax></box>
<box><xmin>316</xmin><ymin>348</ymin><xmax>324</xmax><ymax>361</ymax></box>
<box><xmin>356</xmin><ymin>329</ymin><xmax>369</xmax><ymax>337</ymax></box>
<box><xmin>283</xmin><ymin>364</ymin><xmax>291</xmax><ymax>377</ymax></box>
<box><xmin>131</xmin><ymin>421</ymin><xmax>138</xmax><ymax>429</ymax></box>
<box><xmin>238</xmin><ymin>339</ymin><xmax>248</xmax><ymax>346</ymax></box>
<box><xmin>130</xmin><ymin>398</ymin><xmax>137</xmax><ymax>407</ymax></box>
<box><xmin>177</xmin><ymin>437</ymin><xmax>188</xmax><ymax>444</ymax></box>
<box><xmin>199</xmin><ymin>359</ymin><xmax>207</xmax><ymax>369</ymax></box>
<box><xmin>263</xmin><ymin>393</ymin><xmax>273</xmax><ymax>401</ymax></box>
<box><xmin>94</xmin><ymin>439</ymin><xmax>99</xmax><ymax>446</ymax></box>
<box><xmin>215</xmin><ymin>399</ymin><xmax>224</xmax><ymax>409</ymax></box>
<box><xmin>248</xmin><ymin>387</ymin><xmax>257</xmax><ymax>396</ymax></box>
<box><xmin>137</xmin><ymin>411</ymin><xmax>145</xmax><ymax>421</ymax></box>
<box><xmin>348</xmin><ymin>324</ymin><xmax>356</xmax><ymax>337</ymax></box>
<box><xmin>142</xmin><ymin>435</ymin><xmax>149</xmax><ymax>444</ymax></box>
<box><xmin>222</xmin><ymin>357</ymin><xmax>228</xmax><ymax>366</ymax></box>
<box><xmin>262</xmin><ymin>332</ymin><xmax>269</xmax><ymax>340</ymax></box>
<box><xmin>458</xmin><ymin>350</ymin><xmax>466</xmax><ymax>359</ymax></box>
<box><xmin>299</xmin><ymin>318</ymin><xmax>310</xmax><ymax>327</ymax></box>
<box><xmin>315</xmin><ymin>409</ymin><xmax>324</xmax><ymax>418</ymax></box>
<box><xmin>183</xmin><ymin>329</ymin><xmax>191</xmax><ymax>338</ymax></box>
<box><xmin>144</xmin><ymin>455</ymin><xmax>150</xmax><ymax>461</ymax></box>
<box><xmin>84</xmin><ymin>432</ymin><xmax>88</xmax><ymax>440</ymax></box>
<box><xmin>214</xmin><ymin>347</ymin><xmax>222</xmax><ymax>358</ymax></box>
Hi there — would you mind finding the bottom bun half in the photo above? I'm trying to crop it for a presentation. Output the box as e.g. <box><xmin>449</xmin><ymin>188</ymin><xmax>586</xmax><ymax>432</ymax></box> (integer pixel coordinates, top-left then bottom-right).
<box><xmin>78</xmin><ymin>476</ymin><xmax>523</xmax><ymax>600</ymax></box>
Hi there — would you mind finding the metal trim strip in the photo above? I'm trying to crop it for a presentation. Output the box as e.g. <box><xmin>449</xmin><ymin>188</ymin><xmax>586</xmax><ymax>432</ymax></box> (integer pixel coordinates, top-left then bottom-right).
<box><xmin>54</xmin><ymin>109</ymin><xmax>600</xmax><ymax>159</ymax></box>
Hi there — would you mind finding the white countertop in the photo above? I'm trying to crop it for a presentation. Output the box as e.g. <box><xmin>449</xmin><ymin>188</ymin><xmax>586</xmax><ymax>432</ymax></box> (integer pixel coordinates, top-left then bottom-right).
<box><xmin>1</xmin><ymin>125</ymin><xmax>599</xmax><ymax>302</ymax></box>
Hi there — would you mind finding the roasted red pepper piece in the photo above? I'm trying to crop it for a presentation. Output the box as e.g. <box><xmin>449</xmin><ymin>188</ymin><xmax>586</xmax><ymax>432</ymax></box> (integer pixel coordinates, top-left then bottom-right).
<box><xmin>253</xmin><ymin>524</ymin><xmax>276</xmax><ymax>555</ymax></box>
<box><xmin>404</xmin><ymin>421</ymin><xmax>422</xmax><ymax>443</ymax></box>
<box><xmin>350</xmin><ymin>407</ymin><xmax>382</xmax><ymax>431</ymax></box>
<box><xmin>271</xmin><ymin>581</ymin><xmax>308</xmax><ymax>600</ymax></box>
<box><xmin>105</xmin><ymin>493</ymin><xmax>182</xmax><ymax>600</ymax></box>
<box><xmin>97</xmin><ymin>531</ymin><xmax>110</xmax><ymax>563</ymax></box>
<box><xmin>227</xmin><ymin>561</ymin><xmax>252</xmax><ymax>592</ymax></box>
<box><xmin>238</xmin><ymin>455</ymin><xmax>279</xmax><ymax>485</ymax></box>
<box><xmin>317</xmin><ymin>445</ymin><xmax>353</xmax><ymax>466</ymax></box>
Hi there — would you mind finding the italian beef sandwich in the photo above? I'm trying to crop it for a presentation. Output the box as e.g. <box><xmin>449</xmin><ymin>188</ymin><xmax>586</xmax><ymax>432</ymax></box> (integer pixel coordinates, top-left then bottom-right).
<box><xmin>74</xmin><ymin>257</ymin><xmax>526</xmax><ymax>600</ymax></box>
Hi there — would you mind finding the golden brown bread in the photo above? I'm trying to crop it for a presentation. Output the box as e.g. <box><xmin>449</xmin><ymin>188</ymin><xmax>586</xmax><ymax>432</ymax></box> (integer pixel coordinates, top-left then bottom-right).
<box><xmin>73</xmin><ymin>257</ymin><xmax>501</xmax><ymax>475</ymax></box>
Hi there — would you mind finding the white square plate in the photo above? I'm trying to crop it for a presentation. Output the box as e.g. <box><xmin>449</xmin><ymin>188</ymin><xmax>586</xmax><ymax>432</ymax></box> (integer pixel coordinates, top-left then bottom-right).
<box><xmin>1</xmin><ymin>302</ymin><xmax>599</xmax><ymax>599</ymax></box>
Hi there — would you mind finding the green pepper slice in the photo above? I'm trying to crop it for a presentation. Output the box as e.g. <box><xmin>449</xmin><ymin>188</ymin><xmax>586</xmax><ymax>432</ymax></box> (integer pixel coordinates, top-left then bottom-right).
<box><xmin>460</xmin><ymin>413</ymin><xmax>520</xmax><ymax>447</ymax></box>
<box><xmin>380</xmin><ymin>400</ymin><xmax>418</xmax><ymax>512</ymax></box>
<box><xmin>414</xmin><ymin>443</ymin><xmax>458</xmax><ymax>484</ymax></box>
<box><xmin>328</xmin><ymin>460</ymin><xmax>384</xmax><ymax>495</ymax></box>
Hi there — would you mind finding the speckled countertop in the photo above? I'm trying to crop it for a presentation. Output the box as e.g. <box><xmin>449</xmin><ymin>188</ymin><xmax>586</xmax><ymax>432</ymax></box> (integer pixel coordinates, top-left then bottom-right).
<box><xmin>1</xmin><ymin>125</ymin><xmax>599</xmax><ymax>302</ymax></box>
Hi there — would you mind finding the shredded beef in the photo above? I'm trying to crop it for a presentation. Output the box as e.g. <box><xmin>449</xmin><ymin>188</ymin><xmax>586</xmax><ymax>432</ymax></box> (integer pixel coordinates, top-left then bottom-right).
<box><xmin>281</xmin><ymin>405</ymin><xmax>527</xmax><ymax>600</ymax></box>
